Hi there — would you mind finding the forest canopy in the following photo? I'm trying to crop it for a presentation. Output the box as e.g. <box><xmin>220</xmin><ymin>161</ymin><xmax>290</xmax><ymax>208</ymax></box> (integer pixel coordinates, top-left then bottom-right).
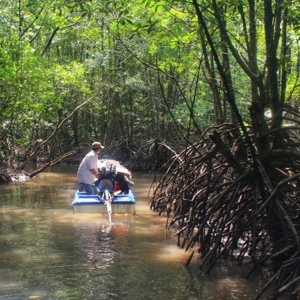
<box><xmin>0</xmin><ymin>0</ymin><xmax>268</xmax><ymax>167</ymax></box>
<box><xmin>1</xmin><ymin>0</ymin><xmax>299</xmax><ymax>167</ymax></box>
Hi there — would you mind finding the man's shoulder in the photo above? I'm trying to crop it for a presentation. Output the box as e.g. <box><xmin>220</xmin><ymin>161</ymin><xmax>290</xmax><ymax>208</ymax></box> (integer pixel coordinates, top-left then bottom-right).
<box><xmin>86</xmin><ymin>150</ymin><xmax>96</xmax><ymax>158</ymax></box>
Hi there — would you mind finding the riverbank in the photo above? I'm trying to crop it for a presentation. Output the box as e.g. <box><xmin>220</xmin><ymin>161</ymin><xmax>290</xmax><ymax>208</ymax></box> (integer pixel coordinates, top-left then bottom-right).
<box><xmin>0</xmin><ymin>166</ymin><xmax>30</xmax><ymax>183</ymax></box>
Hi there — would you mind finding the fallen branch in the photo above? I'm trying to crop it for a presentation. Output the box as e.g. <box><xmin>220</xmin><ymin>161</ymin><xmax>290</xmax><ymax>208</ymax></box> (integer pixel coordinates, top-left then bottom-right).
<box><xmin>29</xmin><ymin>150</ymin><xmax>76</xmax><ymax>178</ymax></box>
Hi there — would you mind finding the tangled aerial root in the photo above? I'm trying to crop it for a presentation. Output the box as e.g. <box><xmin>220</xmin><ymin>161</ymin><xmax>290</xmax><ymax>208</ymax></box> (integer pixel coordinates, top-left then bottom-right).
<box><xmin>150</xmin><ymin>123</ymin><xmax>300</xmax><ymax>299</ymax></box>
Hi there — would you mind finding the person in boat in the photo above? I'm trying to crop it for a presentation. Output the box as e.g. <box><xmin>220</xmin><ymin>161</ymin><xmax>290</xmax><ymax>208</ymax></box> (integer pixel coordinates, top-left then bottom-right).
<box><xmin>114</xmin><ymin>173</ymin><xmax>134</xmax><ymax>194</ymax></box>
<box><xmin>77</xmin><ymin>141</ymin><xmax>104</xmax><ymax>195</ymax></box>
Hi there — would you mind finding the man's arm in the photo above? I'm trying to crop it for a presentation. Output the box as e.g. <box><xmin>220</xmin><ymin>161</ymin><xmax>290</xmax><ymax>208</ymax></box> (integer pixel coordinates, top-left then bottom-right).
<box><xmin>90</xmin><ymin>168</ymin><xmax>98</xmax><ymax>178</ymax></box>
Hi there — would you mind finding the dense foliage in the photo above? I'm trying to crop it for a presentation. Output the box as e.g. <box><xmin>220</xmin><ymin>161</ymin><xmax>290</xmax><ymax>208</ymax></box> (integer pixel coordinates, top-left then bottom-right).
<box><xmin>2</xmin><ymin>0</ymin><xmax>285</xmax><ymax>168</ymax></box>
<box><xmin>0</xmin><ymin>0</ymin><xmax>210</xmax><ymax>168</ymax></box>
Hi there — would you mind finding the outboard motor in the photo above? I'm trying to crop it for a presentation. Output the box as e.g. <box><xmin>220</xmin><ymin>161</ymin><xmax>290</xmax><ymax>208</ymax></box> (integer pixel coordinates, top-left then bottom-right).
<box><xmin>96</xmin><ymin>160</ymin><xmax>117</xmax><ymax>194</ymax></box>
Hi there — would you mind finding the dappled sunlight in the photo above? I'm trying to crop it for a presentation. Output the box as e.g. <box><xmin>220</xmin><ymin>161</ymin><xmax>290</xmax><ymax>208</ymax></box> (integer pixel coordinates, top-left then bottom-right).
<box><xmin>154</xmin><ymin>244</ymin><xmax>195</xmax><ymax>264</ymax></box>
<box><xmin>0</xmin><ymin>279</ymin><xmax>22</xmax><ymax>293</ymax></box>
<box><xmin>0</xmin><ymin>233</ymin><xmax>18</xmax><ymax>244</ymax></box>
<box><xmin>204</xmin><ymin>276</ymin><xmax>264</xmax><ymax>300</ymax></box>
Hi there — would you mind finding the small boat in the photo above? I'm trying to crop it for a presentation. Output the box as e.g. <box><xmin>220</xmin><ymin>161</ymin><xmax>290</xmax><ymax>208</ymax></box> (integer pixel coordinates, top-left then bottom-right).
<box><xmin>72</xmin><ymin>159</ymin><xmax>135</xmax><ymax>214</ymax></box>
<box><xmin>72</xmin><ymin>189</ymin><xmax>135</xmax><ymax>214</ymax></box>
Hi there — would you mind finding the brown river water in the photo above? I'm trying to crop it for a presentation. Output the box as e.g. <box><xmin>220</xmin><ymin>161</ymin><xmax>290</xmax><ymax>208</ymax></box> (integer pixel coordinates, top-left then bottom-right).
<box><xmin>0</xmin><ymin>165</ymin><xmax>273</xmax><ymax>300</ymax></box>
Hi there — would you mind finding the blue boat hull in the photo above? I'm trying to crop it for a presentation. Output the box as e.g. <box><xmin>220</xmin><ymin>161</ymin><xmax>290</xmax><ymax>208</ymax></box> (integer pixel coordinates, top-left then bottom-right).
<box><xmin>72</xmin><ymin>189</ymin><xmax>136</xmax><ymax>214</ymax></box>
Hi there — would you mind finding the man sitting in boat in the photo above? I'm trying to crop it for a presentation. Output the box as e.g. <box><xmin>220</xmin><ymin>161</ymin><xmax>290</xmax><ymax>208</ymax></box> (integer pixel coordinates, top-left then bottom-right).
<box><xmin>77</xmin><ymin>142</ymin><xmax>104</xmax><ymax>195</ymax></box>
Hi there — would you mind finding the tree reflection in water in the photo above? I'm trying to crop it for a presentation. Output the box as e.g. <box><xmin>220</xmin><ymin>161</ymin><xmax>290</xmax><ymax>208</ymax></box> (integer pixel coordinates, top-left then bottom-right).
<box><xmin>0</xmin><ymin>166</ymin><xmax>275</xmax><ymax>299</ymax></box>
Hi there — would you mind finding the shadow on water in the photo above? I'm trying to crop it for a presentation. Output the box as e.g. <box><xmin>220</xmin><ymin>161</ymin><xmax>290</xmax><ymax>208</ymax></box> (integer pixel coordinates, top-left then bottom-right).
<box><xmin>0</xmin><ymin>165</ymin><xmax>274</xmax><ymax>299</ymax></box>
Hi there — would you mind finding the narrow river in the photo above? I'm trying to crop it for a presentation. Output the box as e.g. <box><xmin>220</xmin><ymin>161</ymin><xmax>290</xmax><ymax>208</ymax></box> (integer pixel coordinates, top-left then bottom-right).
<box><xmin>0</xmin><ymin>165</ymin><xmax>270</xmax><ymax>299</ymax></box>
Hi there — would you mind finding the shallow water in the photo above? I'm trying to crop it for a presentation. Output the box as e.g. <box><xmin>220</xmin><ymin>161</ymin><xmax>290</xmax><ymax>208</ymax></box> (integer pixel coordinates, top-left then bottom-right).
<box><xmin>0</xmin><ymin>165</ymin><xmax>271</xmax><ymax>299</ymax></box>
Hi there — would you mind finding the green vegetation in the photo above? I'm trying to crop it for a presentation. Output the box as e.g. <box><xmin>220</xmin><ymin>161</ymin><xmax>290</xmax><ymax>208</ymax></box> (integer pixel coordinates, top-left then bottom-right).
<box><xmin>0</xmin><ymin>0</ymin><xmax>264</xmax><ymax>167</ymax></box>
<box><xmin>0</xmin><ymin>0</ymin><xmax>195</xmax><ymax>167</ymax></box>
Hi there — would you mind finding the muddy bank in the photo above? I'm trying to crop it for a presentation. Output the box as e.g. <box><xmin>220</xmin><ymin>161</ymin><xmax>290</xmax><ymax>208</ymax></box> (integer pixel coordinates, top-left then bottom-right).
<box><xmin>0</xmin><ymin>167</ymin><xmax>30</xmax><ymax>184</ymax></box>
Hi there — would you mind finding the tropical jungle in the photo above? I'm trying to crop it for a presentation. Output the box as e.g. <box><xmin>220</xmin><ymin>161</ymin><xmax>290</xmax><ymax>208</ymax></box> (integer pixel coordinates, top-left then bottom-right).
<box><xmin>1</xmin><ymin>0</ymin><xmax>300</xmax><ymax>299</ymax></box>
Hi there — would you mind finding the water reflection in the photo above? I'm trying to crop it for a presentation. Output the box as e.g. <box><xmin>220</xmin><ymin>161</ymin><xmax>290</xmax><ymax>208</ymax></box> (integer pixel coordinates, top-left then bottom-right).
<box><xmin>0</xmin><ymin>165</ymin><xmax>272</xmax><ymax>299</ymax></box>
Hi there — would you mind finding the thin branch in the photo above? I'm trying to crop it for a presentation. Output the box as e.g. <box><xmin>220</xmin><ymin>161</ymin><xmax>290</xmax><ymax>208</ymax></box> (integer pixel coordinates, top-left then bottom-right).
<box><xmin>21</xmin><ymin>93</ymin><xmax>98</xmax><ymax>169</ymax></box>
